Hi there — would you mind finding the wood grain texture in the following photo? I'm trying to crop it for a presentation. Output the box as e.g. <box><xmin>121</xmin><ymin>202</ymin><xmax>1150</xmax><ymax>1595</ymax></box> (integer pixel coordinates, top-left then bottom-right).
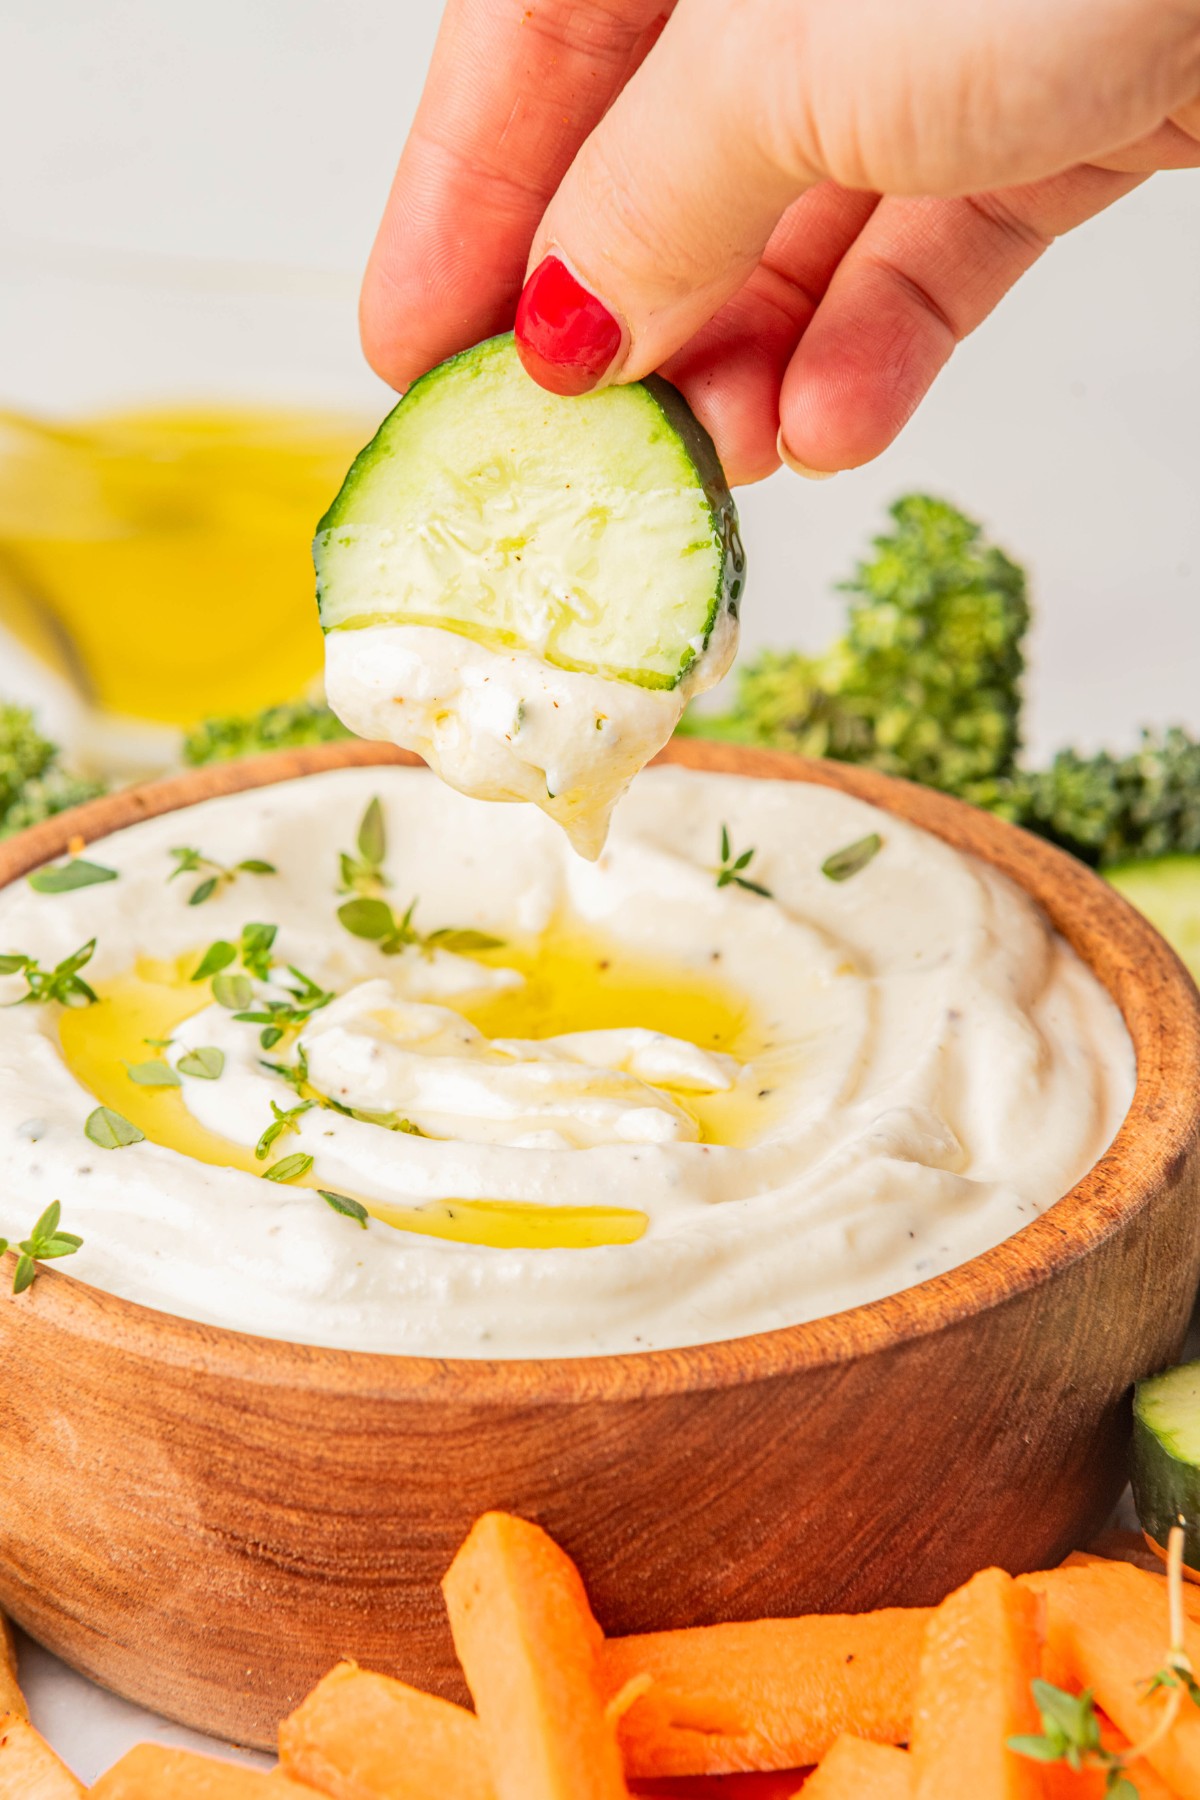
<box><xmin>0</xmin><ymin>740</ymin><xmax>1198</xmax><ymax>1750</ymax></box>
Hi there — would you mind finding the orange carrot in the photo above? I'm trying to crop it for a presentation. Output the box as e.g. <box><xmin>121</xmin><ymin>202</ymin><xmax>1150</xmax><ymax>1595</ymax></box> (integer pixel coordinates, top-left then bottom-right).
<box><xmin>1060</xmin><ymin>1550</ymin><xmax>1200</xmax><ymax>1624</ymax></box>
<box><xmin>442</xmin><ymin>1511</ymin><xmax>630</xmax><ymax>1800</ymax></box>
<box><xmin>0</xmin><ymin>1714</ymin><xmax>83</xmax><ymax>1799</ymax></box>
<box><xmin>601</xmin><ymin>1609</ymin><xmax>930</xmax><ymax>1776</ymax></box>
<box><xmin>87</xmin><ymin>1744</ymin><xmax>320</xmax><ymax>1797</ymax></box>
<box><xmin>909</xmin><ymin>1567</ymin><xmax>1043</xmax><ymax>1800</ymax></box>
<box><xmin>1023</xmin><ymin>1562</ymin><xmax>1200</xmax><ymax>1800</ymax></box>
<box><xmin>630</xmin><ymin>1778</ymin><xmax>809</xmax><ymax>1798</ymax></box>
<box><xmin>801</xmin><ymin>1736</ymin><xmax>911</xmax><ymax>1799</ymax></box>
<box><xmin>0</xmin><ymin>1617</ymin><xmax>24</xmax><ymax>1723</ymax></box>
<box><xmin>278</xmin><ymin>1661</ymin><xmax>493</xmax><ymax>1800</ymax></box>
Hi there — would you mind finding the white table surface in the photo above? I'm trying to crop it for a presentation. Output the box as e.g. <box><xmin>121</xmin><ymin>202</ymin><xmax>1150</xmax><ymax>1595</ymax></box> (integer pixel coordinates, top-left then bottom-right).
<box><xmin>2</xmin><ymin>0</ymin><xmax>1198</xmax><ymax>1783</ymax></box>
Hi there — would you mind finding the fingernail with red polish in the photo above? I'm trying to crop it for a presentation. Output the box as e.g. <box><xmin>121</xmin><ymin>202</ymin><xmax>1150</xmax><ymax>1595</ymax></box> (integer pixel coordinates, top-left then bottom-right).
<box><xmin>515</xmin><ymin>255</ymin><xmax>625</xmax><ymax>397</ymax></box>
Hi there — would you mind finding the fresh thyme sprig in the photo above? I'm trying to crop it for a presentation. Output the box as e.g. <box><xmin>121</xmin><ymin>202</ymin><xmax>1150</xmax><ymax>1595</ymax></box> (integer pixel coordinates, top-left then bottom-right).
<box><xmin>258</xmin><ymin>1044</ymin><xmax>424</xmax><ymax>1135</ymax></box>
<box><xmin>233</xmin><ymin>963</ymin><xmax>335</xmax><ymax>1049</ymax></box>
<box><xmin>255</xmin><ymin>1098</ymin><xmax>314</xmax><ymax>1161</ymax></box>
<box><xmin>191</xmin><ymin>921</ymin><xmax>278</xmax><ymax>986</ymax></box>
<box><xmin>822</xmin><ymin>833</ymin><xmax>883</xmax><ymax>882</ymax></box>
<box><xmin>0</xmin><ymin>1201</ymin><xmax>83</xmax><ymax>1294</ymax></box>
<box><xmin>0</xmin><ymin>939</ymin><xmax>99</xmax><ymax>1008</ymax></box>
<box><xmin>28</xmin><ymin>858</ymin><xmax>117</xmax><ymax>894</ymax></box>
<box><xmin>338</xmin><ymin>797</ymin><xmax>389</xmax><ymax>898</ymax></box>
<box><xmin>713</xmin><ymin>825</ymin><xmax>773</xmax><ymax>897</ymax></box>
<box><xmin>1010</xmin><ymin>1520</ymin><xmax>1197</xmax><ymax>1796</ymax></box>
<box><xmin>168</xmin><ymin>846</ymin><xmax>277</xmax><ymax>907</ymax></box>
<box><xmin>1008</xmin><ymin>1683</ymin><xmax>1133</xmax><ymax>1796</ymax></box>
<box><xmin>337</xmin><ymin>895</ymin><xmax>503</xmax><ymax>958</ymax></box>
<box><xmin>261</xmin><ymin>1043</ymin><xmax>312</xmax><ymax>1095</ymax></box>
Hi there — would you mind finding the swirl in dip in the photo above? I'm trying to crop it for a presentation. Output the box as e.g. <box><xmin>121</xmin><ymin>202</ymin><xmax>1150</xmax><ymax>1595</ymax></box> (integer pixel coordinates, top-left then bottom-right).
<box><xmin>0</xmin><ymin>764</ymin><xmax>1133</xmax><ymax>1358</ymax></box>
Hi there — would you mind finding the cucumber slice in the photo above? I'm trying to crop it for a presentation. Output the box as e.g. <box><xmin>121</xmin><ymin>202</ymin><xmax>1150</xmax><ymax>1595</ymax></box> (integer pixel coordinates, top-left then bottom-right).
<box><xmin>314</xmin><ymin>333</ymin><xmax>742</xmax><ymax>691</ymax></box>
<box><xmin>1107</xmin><ymin>857</ymin><xmax>1200</xmax><ymax>983</ymax></box>
<box><xmin>1133</xmin><ymin>1359</ymin><xmax>1200</xmax><ymax>1568</ymax></box>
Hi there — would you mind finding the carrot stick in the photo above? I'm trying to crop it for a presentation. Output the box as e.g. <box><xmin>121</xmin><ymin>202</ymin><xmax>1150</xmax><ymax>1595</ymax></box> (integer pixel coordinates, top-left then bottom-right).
<box><xmin>909</xmin><ymin>1567</ymin><xmax>1043</xmax><ymax>1800</ymax></box>
<box><xmin>442</xmin><ymin>1511</ymin><xmax>630</xmax><ymax>1800</ymax></box>
<box><xmin>0</xmin><ymin>1715</ymin><xmax>83</xmax><ymax>1799</ymax></box>
<box><xmin>1060</xmin><ymin>1551</ymin><xmax>1200</xmax><ymax>1623</ymax></box>
<box><xmin>1023</xmin><ymin>1563</ymin><xmax>1200</xmax><ymax>1800</ymax></box>
<box><xmin>87</xmin><ymin>1744</ymin><xmax>321</xmax><ymax>1797</ymax></box>
<box><xmin>0</xmin><ymin>1616</ymin><xmax>24</xmax><ymax>1723</ymax></box>
<box><xmin>630</xmin><ymin>1779</ymin><xmax>809</xmax><ymax>1798</ymax></box>
<box><xmin>278</xmin><ymin>1661</ymin><xmax>494</xmax><ymax>1800</ymax></box>
<box><xmin>801</xmin><ymin>1737</ymin><xmax>911</xmax><ymax>1799</ymax></box>
<box><xmin>601</xmin><ymin>1608</ymin><xmax>930</xmax><ymax>1776</ymax></box>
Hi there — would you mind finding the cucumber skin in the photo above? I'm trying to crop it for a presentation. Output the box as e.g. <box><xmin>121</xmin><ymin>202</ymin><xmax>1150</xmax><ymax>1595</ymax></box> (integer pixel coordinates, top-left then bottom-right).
<box><xmin>641</xmin><ymin>371</ymin><xmax>746</xmax><ymax>635</ymax></box>
<box><xmin>314</xmin><ymin>335</ymin><xmax>744</xmax><ymax>691</ymax></box>
<box><xmin>1132</xmin><ymin>1372</ymin><xmax>1200</xmax><ymax>1569</ymax></box>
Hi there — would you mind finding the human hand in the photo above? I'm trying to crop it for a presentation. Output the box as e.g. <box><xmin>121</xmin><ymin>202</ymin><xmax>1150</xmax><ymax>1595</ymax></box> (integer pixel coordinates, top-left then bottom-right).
<box><xmin>360</xmin><ymin>0</ymin><xmax>1200</xmax><ymax>482</ymax></box>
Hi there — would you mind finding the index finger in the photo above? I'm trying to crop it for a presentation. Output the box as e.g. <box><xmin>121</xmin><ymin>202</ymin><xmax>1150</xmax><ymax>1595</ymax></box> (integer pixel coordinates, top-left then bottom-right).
<box><xmin>361</xmin><ymin>0</ymin><xmax>670</xmax><ymax>391</ymax></box>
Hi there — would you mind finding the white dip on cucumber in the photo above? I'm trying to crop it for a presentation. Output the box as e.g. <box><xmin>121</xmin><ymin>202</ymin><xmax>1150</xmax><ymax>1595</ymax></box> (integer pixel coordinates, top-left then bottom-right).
<box><xmin>316</xmin><ymin>334</ymin><xmax>744</xmax><ymax>859</ymax></box>
<box><xmin>0</xmin><ymin>764</ymin><xmax>1133</xmax><ymax>1357</ymax></box>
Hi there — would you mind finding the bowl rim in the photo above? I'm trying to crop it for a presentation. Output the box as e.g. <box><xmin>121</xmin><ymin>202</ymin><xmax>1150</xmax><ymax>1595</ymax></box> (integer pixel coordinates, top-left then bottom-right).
<box><xmin>2</xmin><ymin>736</ymin><xmax>1198</xmax><ymax>1404</ymax></box>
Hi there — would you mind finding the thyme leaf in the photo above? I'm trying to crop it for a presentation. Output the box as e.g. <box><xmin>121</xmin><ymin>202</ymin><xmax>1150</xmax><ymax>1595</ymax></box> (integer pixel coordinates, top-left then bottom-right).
<box><xmin>319</xmin><ymin>1189</ymin><xmax>369</xmax><ymax>1229</ymax></box>
<box><xmin>212</xmin><ymin>972</ymin><xmax>254</xmax><ymax>1011</ymax></box>
<box><xmin>262</xmin><ymin>1152</ymin><xmax>313</xmax><ymax>1184</ymax></box>
<box><xmin>84</xmin><ymin>1105</ymin><xmax>145</xmax><ymax>1149</ymax></box>
<box><xmin>337</xmin><ymin>797</ymin><xmax>389</xmax><ymax>898</ymax></box>
<box><xmin>176</xmin><ymin>1046</ymin><xmax>225</xmax><ymax>1080</ymax></box>
<box><xmin>28</xmin><ymin>859</ymin><xmax>118</xmax><ymax>894</ymax></box>
<box><xmin>124</xmin><ymin>1059</ymin><xmax>182</xmax><ymax>1088</ymax></box>
<box><xmin>821</xmin><ymin>833</ymin><xmax>883</xmax><ymax>882</ymax></box>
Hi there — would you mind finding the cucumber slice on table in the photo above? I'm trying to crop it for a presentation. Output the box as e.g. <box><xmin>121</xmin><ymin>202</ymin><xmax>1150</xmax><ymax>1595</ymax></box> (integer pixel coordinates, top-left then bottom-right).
<box><xmin>1107</xmin><ymin>856</ymin><xmax>1200</xmax><ymax>983</ymax></box>
<box><xmin>1133</xmin><ymin>1358</ymin><xmax>1200</xmax><ymax>1568</ymax></box>
<box><xmin>314</xmin><ymin>332</ymin><xmax>743</xmax><ymax>690</ymax></box>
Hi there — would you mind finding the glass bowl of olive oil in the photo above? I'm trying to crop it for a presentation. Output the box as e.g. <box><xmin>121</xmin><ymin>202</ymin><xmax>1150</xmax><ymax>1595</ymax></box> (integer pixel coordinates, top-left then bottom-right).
<box><xmin>0</xmin><ymin>401</ymin><xmax>366</xmax><ymax>729</ymax></box>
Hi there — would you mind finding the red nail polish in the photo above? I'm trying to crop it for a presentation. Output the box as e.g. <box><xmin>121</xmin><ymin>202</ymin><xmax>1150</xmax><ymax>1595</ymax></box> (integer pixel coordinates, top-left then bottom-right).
<box><xmin>515</xmin><ymin>255</ymin><xmax>624</xmax><ymax>397</ymax></box>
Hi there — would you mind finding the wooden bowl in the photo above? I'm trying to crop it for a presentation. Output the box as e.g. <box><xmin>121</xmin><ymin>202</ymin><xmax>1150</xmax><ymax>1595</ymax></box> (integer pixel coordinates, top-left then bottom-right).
<box><xmin>1</xmin><ymin>739</ymin><xmax>1199</xmax><ymax>1749</ymax></box>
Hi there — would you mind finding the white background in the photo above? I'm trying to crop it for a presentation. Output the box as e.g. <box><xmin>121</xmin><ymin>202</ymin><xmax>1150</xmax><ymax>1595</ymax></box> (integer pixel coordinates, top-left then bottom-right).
<box><xmin>0</xmin><ymin>0</ymin><xmax>1198</xmax><ymax>1781</ymax></box>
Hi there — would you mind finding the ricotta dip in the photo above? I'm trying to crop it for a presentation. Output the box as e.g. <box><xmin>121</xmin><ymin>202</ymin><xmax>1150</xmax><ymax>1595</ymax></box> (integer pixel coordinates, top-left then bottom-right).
<box><xmin>0</xmin><ymin>764</ymin><xmax>1133</xmax><ymax>1358</ymax></box>
<box><xmin>324</xmin><ymin>611</ymin><xmax>736</xmax><ymax>862</ymax></box>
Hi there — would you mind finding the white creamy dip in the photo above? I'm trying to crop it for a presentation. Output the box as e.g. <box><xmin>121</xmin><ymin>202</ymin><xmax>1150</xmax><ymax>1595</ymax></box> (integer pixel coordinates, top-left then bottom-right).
<box><xmin>0</xmin><ymin>765</ymin><xmax>1133</xmax><ymax>1358</ymax></box>
<box><xmin>324</xmin><ymin>612</ymin><xmax>736</xmax><ymax>860</ymax></box>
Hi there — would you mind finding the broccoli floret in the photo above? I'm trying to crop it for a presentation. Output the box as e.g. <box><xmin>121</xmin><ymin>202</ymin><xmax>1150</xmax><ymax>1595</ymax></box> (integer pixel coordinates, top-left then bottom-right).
<box><xmin>685</xmin><ymin>495</ymin><xmax>1200</xmax><ymax>869</ymax></box>
<box><xmin>0</xmin><ymin>704</ymin><xmax>105</xmax><ymax>838</ymax></box>
<box><xmin>979</xmin><ymin>729</ymin><xmax>1200</xmax><ymax>867</ymax></box>
<box><xmin>182</xmin><ymin>700</ymin><xmax>353</xmax><ymax>766</ymax></box>
<box><xmin>689</xmin><ymin>496</ymin><xmax>1028</xmax><ymax>792</ymax></box>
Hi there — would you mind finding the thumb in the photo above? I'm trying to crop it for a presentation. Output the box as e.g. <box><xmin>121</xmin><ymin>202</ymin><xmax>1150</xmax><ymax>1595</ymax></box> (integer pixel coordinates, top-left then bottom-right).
<box><xmin>515</xmin><ymin>0</ymin><xmax>812</xmax><ymax>396</ymax></box>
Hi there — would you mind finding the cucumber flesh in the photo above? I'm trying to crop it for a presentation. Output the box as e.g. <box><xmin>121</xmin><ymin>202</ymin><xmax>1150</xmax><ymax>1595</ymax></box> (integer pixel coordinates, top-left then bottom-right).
<box><xmin>1107</xmin><ymin>856</ymin><xmax>1200</xmax><ymax>983</ymax></box>
<box><xmin>314</xmin><ymin>333</ymin><xmax>743</xmax><ymax>691</ymax></box>
<box><xmin>1133</xmin><ymin>1358</ymin><xmax>1200</xmax><ymax>1568</ymax></box>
